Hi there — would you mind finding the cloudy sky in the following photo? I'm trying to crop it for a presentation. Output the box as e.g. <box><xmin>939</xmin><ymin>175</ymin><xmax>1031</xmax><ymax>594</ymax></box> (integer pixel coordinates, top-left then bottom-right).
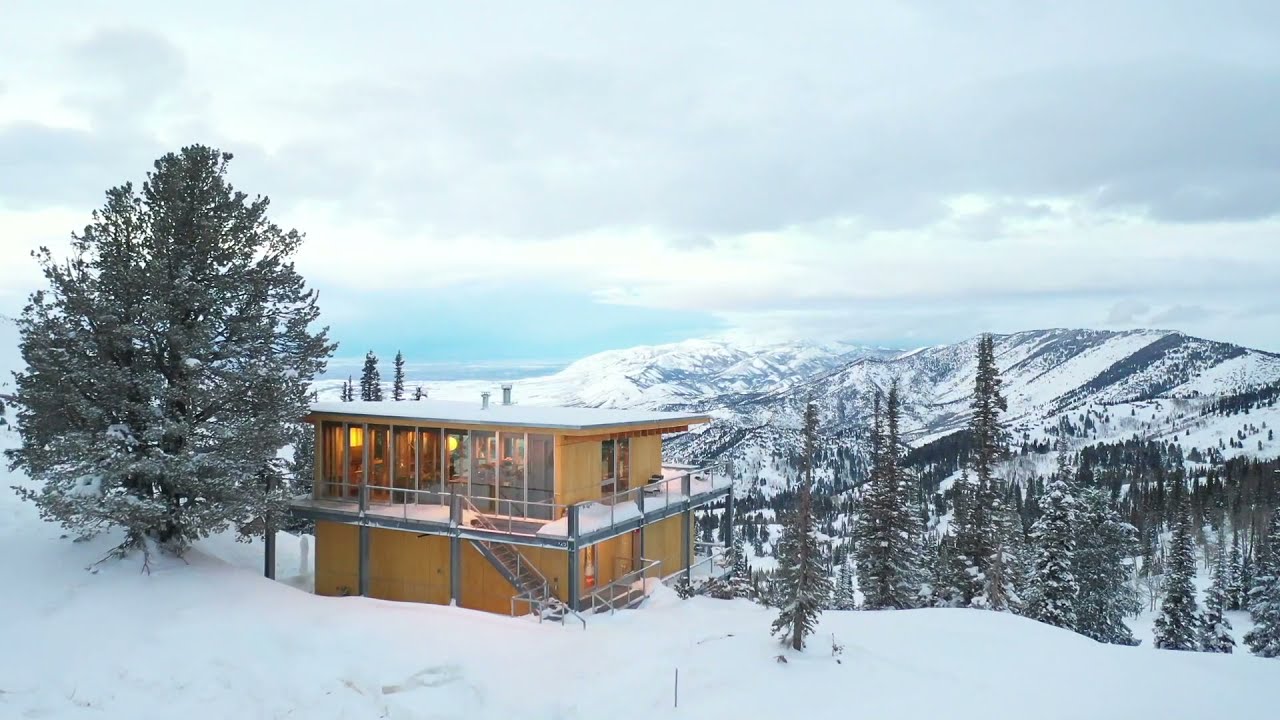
<box><xmin>2</xmin><ymin>1</ymin><xmax>1278</xmax><ymax>374</ymax></box>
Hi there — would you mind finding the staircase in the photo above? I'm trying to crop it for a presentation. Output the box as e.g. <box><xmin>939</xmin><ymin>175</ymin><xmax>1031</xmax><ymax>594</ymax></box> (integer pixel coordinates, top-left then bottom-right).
<box><xmin>460</xmin><ymin>498</ymin><xmax>577</xmax><ymax>624</ymax></box>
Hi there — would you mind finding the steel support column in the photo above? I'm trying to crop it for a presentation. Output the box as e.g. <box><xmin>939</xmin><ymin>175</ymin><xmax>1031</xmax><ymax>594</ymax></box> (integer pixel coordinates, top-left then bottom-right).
<box><xmin>449</xmin><ymin>490</ymin><xmax>462</xmax><ymax>606</ymax></box>
<box><xmin>358</xmin><ymin>524</ymin><xmax>370</xmax><ymax>596</ymax></box>
<box><xmin>567</xmin><ymin>505</ymin><xmax>580</xmax><ymax>611</ymax></box>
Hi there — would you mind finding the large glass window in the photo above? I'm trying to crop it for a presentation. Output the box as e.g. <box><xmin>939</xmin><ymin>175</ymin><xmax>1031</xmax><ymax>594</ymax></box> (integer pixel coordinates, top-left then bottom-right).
<box><xmin>392</xmin><ymin>427</ymin><xmax>416</xmax><ymax>503</ymax></box>
<box><xmin>601</xmin><ymin>439</ymin><xmax>616</xmax><ymax>494</ymax></box>
<box><xmin>471</xmin><ymin>431</ymin><xmax>496</xmax><ymax>512</ymax></box>
<box><xmin>528</xmin><ymin>434</ymin><xmax>554</xmax><ymax>520</ymax></box>
<box><xmin>367</xmin><ymin>425</ymin><xmax>390</xmax><ymax>504</ymax></box>
<box><xmin>347</xmin><ymin>425</ymin><xmax>365</xmax><ymax>500</ymax></box>
<box><xmin>419</xmin><ymin>428</ymin><xmax>442</xmax><ymax>503</ymax></box>
<box><xmin>445</xmin><ymin>430</ymin><xmax>469</xmax><ymax>494</ymax></box>
<box><xmin>617</xmin><ymin>438</ymin><xmax>630</xmax><ymax>493</ymax></box>
<box><xmin>320</xmin><ymin>422</ymin><xmax>343</xmax><ymax>499</ymax></box>
<box><xmin>498</xmin><ymin>432</ymin><xmax>526</xmax><ymax>516</ymax></box>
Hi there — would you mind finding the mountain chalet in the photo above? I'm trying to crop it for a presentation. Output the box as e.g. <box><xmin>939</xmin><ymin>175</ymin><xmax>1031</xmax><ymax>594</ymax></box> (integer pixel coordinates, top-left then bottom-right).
<box><xmin>290</xmin><ymin>387</ymin><xmax>733</xmax><ymax>620</ymax></box>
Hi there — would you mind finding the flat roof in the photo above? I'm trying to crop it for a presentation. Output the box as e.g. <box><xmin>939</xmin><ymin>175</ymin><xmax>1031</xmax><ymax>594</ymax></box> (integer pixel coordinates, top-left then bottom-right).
<box><xmin>308</xmin><ymin>400</ymin><xmax>711</xmax><ymax>432</ymax></box>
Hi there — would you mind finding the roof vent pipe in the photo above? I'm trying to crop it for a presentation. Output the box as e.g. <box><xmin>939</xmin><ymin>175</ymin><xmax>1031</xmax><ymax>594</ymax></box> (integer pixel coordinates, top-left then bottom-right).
<box><xmin>501</xmin><ymin>383</ymin><xmax>513</xmax><ymax>406</ymax></box>
<box><xmin>481</xmin><ymin>391</ymin><xmax>490</xmax><ymax>410</ymax></box>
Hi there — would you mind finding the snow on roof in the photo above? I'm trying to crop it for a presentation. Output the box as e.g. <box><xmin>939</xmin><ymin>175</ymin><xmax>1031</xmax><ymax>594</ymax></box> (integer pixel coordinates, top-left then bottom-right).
<box><xmin>308</xmin><ymin>399</ymin><xmax>710</xmax><ymax>431</ymax></box>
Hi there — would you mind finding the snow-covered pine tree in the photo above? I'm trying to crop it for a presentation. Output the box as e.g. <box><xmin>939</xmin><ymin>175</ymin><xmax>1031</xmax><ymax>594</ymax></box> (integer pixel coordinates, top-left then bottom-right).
<box><xmin>946</xmin><ymin>469</ymin><xmax>983</xmax><ymax>605</ymax></box>
<box><xmin>392</xmin><ymin>350</ymin><xmax>406</xmax><ymax>401</ymax></box>
<box><xmin>1027</xmin><ymin>470</ymin><xmax>1079</xmax><ymax>631</ymax></box>
<box><xmin>341</xmin><ymin>376</ymin><xmax>354</xmax><ymax>402</ymax></box>
<box><xmin>413</xmin><ymin>385</ymin><xmax>425</xmax><ymax>401</ymax></box>
<box><xmin>832</xmin><ymin>559</ymin><xmax>857</xmax><ymax>610</ymax></box>
<box><xmin>856</xmin><ymin>385</ymin><xmax>923</xmax><ymax>610</ymax></box>
<box><xmin>360</xmin><ymin>351</ymin><xmax>382</xmax><ymax>401</ymax></box>
<box><xmin>8</xmin><ymin>146</ymin><xmax>335</xmax><ymax>558</ymax></box>
<box><xmin>1226</xmin><ymin>532</ymin><xmax>1245</xmax><ymax>611</ymax></box>
<box><xmin>771</xmin><ymin>402</ymin><xmax>834</xmax><ymax>651</ymax></box>
<box><xmin>284</xmin><ymin>417</ymin><xmax>317</xmax><ymax>535</ymax></box>
<box><xmin>953</xmin><ymin>333</ymin><xmax>1009</xmax><ymax>609</ymax></box>
<box><xmin>1074</xmin><ymin>488</ymin><xmax>1140</xmax><ymax>645</ymax></box>
<box><xmin>1244</xmin><ymin>512</ymin><xmax>1280</xmax><ymax>658</ymax></box>
<box><xmin>984</xmin><ymin>492</ymin><xmax>1025</xmax><ymax>613</ymax></box>
<box><xmin>716</xmin><ymin>534</ymin><xmax>753</xmax><ymax>600</ymax></box>
<box><xmin>1154</xmin><ymin>497</ymin><xmax>1201</xmax><ymax>651</ymax></box>
<box><xmin>1200</xmin><ymin>538</ymin><xmax>1236</xmax><ymax>653</ymax></box>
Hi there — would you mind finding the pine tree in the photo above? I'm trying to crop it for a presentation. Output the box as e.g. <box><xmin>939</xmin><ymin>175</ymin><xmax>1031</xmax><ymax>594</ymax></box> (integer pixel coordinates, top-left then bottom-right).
<box><xmin>953</xmin><ymin>333</ymin><xmax>1009</xmax><ymax>609</ymax></box>
<box><xmin>771</xmin><ymin>402</ymin><xmax>834</xmax><ymax>651</ymax></box>
<box><xmin>856</xmin><ymin>386</ymin><xmax>923</xmax><ymax>610</ymax></box>
<box><xmin>413</xmin><ymin>385</ymin><xmax>425</xmax><ymax>401</ymax></box>
<box><xmin>946</xmin><ymin>470</ymin><xmax>984</xmax><ymax>605</ymax></box>
<box><xmin>1074</xmin><ymin>488</ymin><xmax>1140</xmax><ymax>645</ymax></box>
<box><xmin>725</xmin><ymin>534</ymin><xmax>753</xmax><ymax>599</ymax></box>
<box><xmin>8</xmin><ymin>146</ymin><xmax>335</xmax><ymax>558</ymax></box>
<box><xmin>341</xmin><ymin>376</ymin><xmax>354</xmax><ymax>402</ymax></box>
<box><xmin>1200</xmin><ymin>538</ymin><xmax>1236</xmax><ymax>654</ymax></box>
<box><xmin>1244</xmin><ymin>512</ymin><xmax>1280</xmax><ymax>657</ymax></box>
<box><xmin>1027</xmin><ymin>472</ymin><xmax>1079</xmax><ymax>631</ymax></box>
<box><xmin>360</xmin><ymin>351</ymin><xmax>382</xmax><ymax>401</ymax></box>
<box><xmin>392</xmin><ymin>350</ymin><xmax>406</xmax><ymax>401</ymax></box>
<box><xmin>1226</xmin><ymin>532</ymin><xmax>1245</xmax><ymax>611</ymax></box>
<box><xmin>832</xmin><ymin>559</ymin><xmax>857</xmax><ymax>610</ymax></box>
<box><xmin>1154</xmin><ymin>498</ymin><xmax>1200</xmax><ymax>651</ymax></box>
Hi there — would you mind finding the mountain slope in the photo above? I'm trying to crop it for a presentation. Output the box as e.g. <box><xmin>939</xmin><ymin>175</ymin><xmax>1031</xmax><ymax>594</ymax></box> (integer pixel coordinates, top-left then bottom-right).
<box><xmin>665</xmin><ymin>329</ymin><xmax>1280</xmax><ymax>490</ymax></box>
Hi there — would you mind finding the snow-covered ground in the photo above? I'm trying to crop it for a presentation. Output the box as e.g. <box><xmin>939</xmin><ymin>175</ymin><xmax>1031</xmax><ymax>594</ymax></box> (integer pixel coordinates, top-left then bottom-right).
<box><xmin>2</xmin><ymin>436</ymin><xmax>1276</xmax><ymax>719</ymax></box>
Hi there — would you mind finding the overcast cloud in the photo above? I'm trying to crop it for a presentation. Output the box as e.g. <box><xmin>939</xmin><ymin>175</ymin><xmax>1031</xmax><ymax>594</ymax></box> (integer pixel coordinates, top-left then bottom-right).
<box><xmin>2</xmin><ymin>0</ymin><xmax>1278</xmax><ymax>362</ymax></box>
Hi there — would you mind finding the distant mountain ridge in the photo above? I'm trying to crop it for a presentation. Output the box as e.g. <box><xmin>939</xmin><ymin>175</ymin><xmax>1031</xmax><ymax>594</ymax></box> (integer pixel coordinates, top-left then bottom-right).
<box><xmin>664</xmin><ymin>328</ymin><xmax>1280</xmax><ymax>489</ymax></box>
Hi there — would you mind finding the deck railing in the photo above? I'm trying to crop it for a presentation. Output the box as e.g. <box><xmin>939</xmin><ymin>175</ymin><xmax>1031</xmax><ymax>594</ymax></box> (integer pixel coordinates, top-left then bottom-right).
<box><xmin>587</xmin><ymin>557</ymin><xmax>663</xmax><ymax>615</ymax></box>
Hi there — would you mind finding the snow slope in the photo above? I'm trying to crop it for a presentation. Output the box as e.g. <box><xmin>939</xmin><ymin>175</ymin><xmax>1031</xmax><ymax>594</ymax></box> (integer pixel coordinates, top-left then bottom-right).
<box><xmin>1</xmin><ymin>427</ymin><xmax>1276</xmax><ymax>719</ymax></box>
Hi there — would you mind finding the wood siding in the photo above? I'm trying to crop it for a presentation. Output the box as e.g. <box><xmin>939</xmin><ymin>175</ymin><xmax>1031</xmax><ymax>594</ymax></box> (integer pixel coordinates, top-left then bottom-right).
<box><xmin>642</xmin><ymin>513</ymin><xmax>692</xmax><ymax>576</ymax></box>
<box><xmin>314</xmin><ymin>520</ymin><xmax>359</xmax><ymax>597</ymax></box>
<box><xmin>555</xmin><ymin>436</ymin><xmax>601</xmax><ymax>507</ymax></box>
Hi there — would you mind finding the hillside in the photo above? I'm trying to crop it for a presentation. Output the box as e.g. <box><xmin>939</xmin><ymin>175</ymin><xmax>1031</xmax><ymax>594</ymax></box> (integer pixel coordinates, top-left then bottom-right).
<box><xmin>665</xmin><ymin>329</ymin><xmax>1280</xmax><ymax>492</ymax></box>
<box><xmin>0</xmin><ymin>438</ymin><xmax>1273</xmax><ymax>719</ymax></box>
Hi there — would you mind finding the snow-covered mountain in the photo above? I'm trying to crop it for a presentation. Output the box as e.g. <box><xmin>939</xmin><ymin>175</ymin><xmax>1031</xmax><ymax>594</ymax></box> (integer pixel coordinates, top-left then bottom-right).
<box><xmin>316</xmin><ymin>337</ymin><xmax>899</xmax><ymax>409</ymax></box>
<box><xmin>660</xmin><ymin>329</ymin><xmax>1280</xmax><ymax>491</ymax></box>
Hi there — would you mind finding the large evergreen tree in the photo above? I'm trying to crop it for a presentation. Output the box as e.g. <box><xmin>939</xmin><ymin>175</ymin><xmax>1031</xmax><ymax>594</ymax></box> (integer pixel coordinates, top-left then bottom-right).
<box><xmin>953</xmin><ymin>333</ymin><xmax>1010</xmax><ymax>609</ymax></box>
<box><xmin>1074</xmin><ymin>488</ymin><xmax>1140</xmax><ymax>645</ymax></box>
<box><xmin>1244</xmin><ymin>512</ymin><xmax>1280</xmax><ymax>658</ymax></box>
<box><xmin>360</xmin><ymin>351</ymin><xmax>382</xmax><ymax>401</ymax></box>
<box><xmin>856</xmin><ymin>385</ymin><xmax>923</xmax><ymax>609</ymax></box>
<box><xmin>392</xmin><ymin>350</ymin><xmax>406</xmax><ymax>401</ymax></box>
<box><xmin>8</xmin><ymin>146</ymin><xmax>334</xmax><ymax>558</ymax></box>
<box><xmin>771</xmin><ymin>402</ymin><xmax>833</xmax><ymax>651</ymax></box>
<box><xmin>1154</xmin><ymin>498</ymin><xmax>1200</xmax><ymax>651</ymax></box>
<box><xmin>1027</xmin><ymin>469</ymin><xmax>1079</xmax><ymax>631</ymax></box>
<box><xmin>1200</xmin><ymin>538</ymin><xmax>1236</xmax><ymax>654</ymax></box>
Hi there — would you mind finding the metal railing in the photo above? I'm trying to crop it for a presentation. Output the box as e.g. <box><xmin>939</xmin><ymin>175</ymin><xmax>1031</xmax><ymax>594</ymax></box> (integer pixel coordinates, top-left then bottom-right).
<box><xmin>304</xmin><ymin>462</ymin><xmax>728</xmax><ymax>545</ymax></box>
<box><xmin>661</xmin><ymin>542</ymin><xmax>728</xmax><ymax>589</ymax></box>
<box><xmin>571</xmin><ymin>462</ymin><xmax>725</xmax><ymax>539</ymax></box>
<box><xmin>588</xmin><ymin>557</ymin><xmax>664</xmax><ymax>615</ymax></box>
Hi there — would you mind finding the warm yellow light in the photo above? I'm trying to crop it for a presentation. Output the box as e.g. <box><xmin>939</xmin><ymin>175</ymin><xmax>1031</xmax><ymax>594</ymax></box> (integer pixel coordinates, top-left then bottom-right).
<box><xmin>349</xmin><ymin>427</ymin><xmax>363</xmax><ymax>446</ymax></box>
<box><xmin>447</xmin><ymin>435</ymin><xmax>459</xmax><ymax>452</ymax></box>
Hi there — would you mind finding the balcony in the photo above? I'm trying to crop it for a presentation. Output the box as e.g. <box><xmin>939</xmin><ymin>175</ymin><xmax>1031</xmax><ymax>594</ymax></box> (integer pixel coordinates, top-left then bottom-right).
<box><xmin>290</xmin><ymin>463</ymin><xmax>732</xmax><ymax>550</ymax></box>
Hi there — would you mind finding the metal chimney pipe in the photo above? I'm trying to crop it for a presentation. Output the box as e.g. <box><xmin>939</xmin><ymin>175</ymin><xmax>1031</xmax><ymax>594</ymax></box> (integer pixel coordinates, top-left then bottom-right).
<box><xmin>501</xmin><ymin>383</ymin><xmax>513</xmax><ymax>405</ymax></box>
<box><xmin>481</xmin><ymin>391</ymin><xmax>490</xmax><ymax>410</ymax></box>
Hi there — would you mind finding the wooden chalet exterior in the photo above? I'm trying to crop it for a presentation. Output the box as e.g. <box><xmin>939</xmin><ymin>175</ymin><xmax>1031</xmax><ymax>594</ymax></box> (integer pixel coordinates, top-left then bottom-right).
<box><xmin>290</xmin><ymin>388</ymin><xmax>732</xmax><ymax>620</ymax></box>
